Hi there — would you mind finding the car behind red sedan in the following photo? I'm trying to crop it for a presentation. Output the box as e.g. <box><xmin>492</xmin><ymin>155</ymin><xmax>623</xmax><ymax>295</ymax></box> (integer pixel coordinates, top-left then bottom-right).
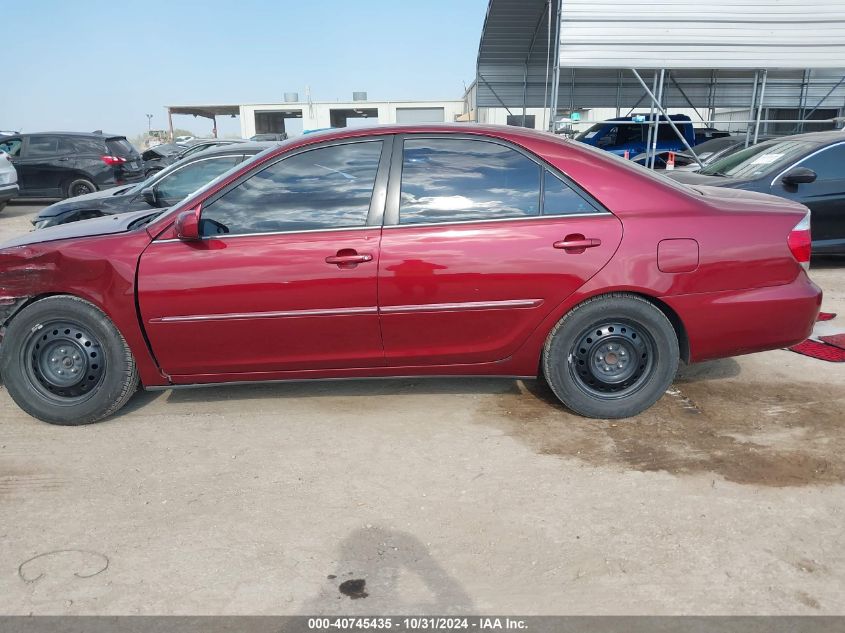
<box><xmin>0</xmin><ymin>124</ymin><xmax>822</xmax><ymax>425</ymax></box>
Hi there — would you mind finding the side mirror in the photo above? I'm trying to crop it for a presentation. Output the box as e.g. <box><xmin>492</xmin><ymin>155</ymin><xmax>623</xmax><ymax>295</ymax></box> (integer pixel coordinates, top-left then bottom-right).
<box><xmin>174</xmin><ymin>208</ymin><xmax>200</xmax><ymax>241</ymax></box>
<box><xmin>781</xmin><ymin>167</ymin><xmax>817</xmax><ymax>186</ymax></box>
<box><xmin>141</xmin><ymin>187</ymin><xmax>158</xmax><ymax>207</ymax></box>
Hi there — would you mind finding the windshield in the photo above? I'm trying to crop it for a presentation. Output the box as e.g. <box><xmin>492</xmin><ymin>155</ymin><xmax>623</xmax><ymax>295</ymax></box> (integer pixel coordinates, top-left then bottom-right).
<box><xmin>699</xmin><ymin>139</ymin><xmax>817</xmax><ymax>179</ymax></box>
<box><xmin>124</xmin><ymin>155</ymin><xmax>191</xmax><ymax>195</ymax></box>
<box><xmin>575</xmin><ymin>124</ymin><xmax>605</xmax><ymax>141</ymax></box>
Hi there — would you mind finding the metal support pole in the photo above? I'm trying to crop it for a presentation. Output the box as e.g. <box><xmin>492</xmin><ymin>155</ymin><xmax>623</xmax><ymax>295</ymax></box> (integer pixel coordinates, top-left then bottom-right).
<box><xmin>542</xmin><ymin>0</ymin><xmax>552</xmax><ymax>131</ymax></box>
<box><xmin>796</xmin><ymin>74</ymin><xmax>845</xmax><ymax>131</ymax></box>
<box><xmin>649</xmin><ymin>69</ymin><xmax>665</xmax><ymax>169</ymax></box>
<box><xmin>669</xmin><ymin>72</ymin><xmax>706</xmax><ymax>122</ymax></box>
<box><xmin>753</xmin><ymin>69</ymin><xmax>767</xmax><ymax>144</ymax></box>
<box><xmin>167</xmin><ymin>108</ymin><xmax>174</xmax><ymax>142</ymax></box>
<box><xmin>797</xmin><ymin>69</ymin><xmax>810</xmax><ymax>133</ymax></box>
<box><xmin>644</xmin><ymin>70</ymin><xmax>659</xmax><ymax>169</ymax></box>
<box><xmin>744</xmin><ymin>71</ymin><xmax>759</xmax><ymax>147</ymax></box>
<box><xmin>479</xmin><ymin>75</ymin><xmax>513</xmax><ymax>116</ymax></box>
<box><xmin>547</xmin><ymin>0</ymin><xmax>562</xmax><ymax>131</ymax></box>
<box><xmin>631</xmin><ymin>69</ymin><xmax>704</xmax><ymax>168</ymax></box>
<box><xmin>521</xmin><ymin>3</ymin><xmax>548</xmax><ymax>128</ymax></box>
<box><xmin>615</xmin><ymin>70</ymin><xmax>622</xmax><ymax>117</ymax></box>
<box><xmin>707</xmin><ymin>70</ymin><xmax>717</xmax><ymax>124</ymax></box>
<box><xmin>521</xmin><ymin>66</ymin><xmax>529</xmax><ymax>127</ymax></box>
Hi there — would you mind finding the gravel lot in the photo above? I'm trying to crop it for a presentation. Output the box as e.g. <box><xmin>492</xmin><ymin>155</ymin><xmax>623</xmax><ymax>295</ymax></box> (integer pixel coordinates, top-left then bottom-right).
<box><xmin>1</xmin><ymin>201</ymin><xmax>844</xmax><ymax>615</ymax></box>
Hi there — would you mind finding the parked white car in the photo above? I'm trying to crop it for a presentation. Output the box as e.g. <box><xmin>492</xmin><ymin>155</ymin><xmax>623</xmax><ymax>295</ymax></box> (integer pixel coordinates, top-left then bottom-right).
<box><xmin>0</xmin><ymin>150</ymin><xmax>18</xmax><ymax>212</ymax></box>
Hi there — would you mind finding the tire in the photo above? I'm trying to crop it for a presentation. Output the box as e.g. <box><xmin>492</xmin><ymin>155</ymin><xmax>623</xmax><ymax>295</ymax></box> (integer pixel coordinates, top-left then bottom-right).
<box><xmin>64</xmin><ymin>178</ymin><xmax>96</xmax><ymax>199</ymax></box>
<box><xmin>145</xmin><ymin>168</ymin><xmax>162</xmax><ymax>178</ymax></box>
<box><xmin>0</xmin><ymin>296</ymin><xmax>139</xmax><ymax>425</ymax></box>
<box><xmin>542</xmin><ymin>293</ymin><xmax>679</xmax><ymax>419</ymax></box>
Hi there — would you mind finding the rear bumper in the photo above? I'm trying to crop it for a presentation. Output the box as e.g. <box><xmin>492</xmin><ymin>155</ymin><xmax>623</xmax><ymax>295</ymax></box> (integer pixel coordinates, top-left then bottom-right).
<box><xmin>662</xmin><ymin>274</ymin><xmax>823</xmax><ymax>363</ymax></box>
<box><xmin>0</xmin><ymin>183</ymin><xmax>18</xmax><ymax>203</ymax></box>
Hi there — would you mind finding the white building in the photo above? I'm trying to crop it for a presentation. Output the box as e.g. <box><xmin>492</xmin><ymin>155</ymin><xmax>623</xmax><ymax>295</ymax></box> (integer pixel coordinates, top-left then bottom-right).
<box><xmin>166</xmin><ymin>95</ymin><xmax>465</xmax><ymax>140</ymax></box>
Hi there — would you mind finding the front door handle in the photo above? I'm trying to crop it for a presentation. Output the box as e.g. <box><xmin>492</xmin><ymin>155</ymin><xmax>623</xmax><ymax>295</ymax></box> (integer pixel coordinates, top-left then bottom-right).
<box><xmin>553</xmin><ymin>235</ymin><xmax>602</xmax><ymax>253</ymax></box>
<box><xmin>325</xmin><ymin>249</ymin><xmax>373</xmax><ymax>268</ymax></box>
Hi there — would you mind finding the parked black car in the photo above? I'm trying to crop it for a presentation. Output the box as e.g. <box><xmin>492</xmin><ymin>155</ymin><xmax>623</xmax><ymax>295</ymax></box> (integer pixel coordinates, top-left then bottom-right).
<box><xmin>141</xmin><ymin>138</ymin><xmax>247</xmax><ymax>177</ymax></box>
<box><xmin>33</xmin><ymin>142</ymin><xmax>276</xmax><ymax>228</ymax></box>
<box><xmin>0</xmin><ymin>132</ymin><xmax>143</xmax><ymax>198</ymax></box>
<box><xmin>139</xmin><ymin>143</ymin><xmax>185</xmax><ymax>177</ymax></box>
<box><xmin>666</xmin><ymin>131</ymin><xmax>845</xmax><ymax>255</ymax></box>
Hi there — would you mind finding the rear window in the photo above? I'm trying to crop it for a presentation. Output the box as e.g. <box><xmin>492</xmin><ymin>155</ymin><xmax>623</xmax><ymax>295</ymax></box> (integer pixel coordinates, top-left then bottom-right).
<box><xmin>60</xmin><ymin>136</ymin><xmax>104</xmax><ymax>154</ymax></box>
<box><xmin>106</xmin><ymin>137</ymin><xmax>135</xmax><ymax>157</ymax></box>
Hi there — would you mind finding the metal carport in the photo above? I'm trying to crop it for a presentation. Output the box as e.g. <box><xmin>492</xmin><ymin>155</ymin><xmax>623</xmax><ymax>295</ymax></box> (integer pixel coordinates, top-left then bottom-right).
<box><xmin>475</xmin><ymin>0</ymin><xmax>845</xmax><ymax>166</ymax></box>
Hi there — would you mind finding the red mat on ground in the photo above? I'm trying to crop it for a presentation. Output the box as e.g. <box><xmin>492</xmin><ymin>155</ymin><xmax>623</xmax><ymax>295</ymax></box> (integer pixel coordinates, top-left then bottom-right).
<box><xmin>788</xmin><ymin>339</ymin><xmax>845</xmax><ymax>362</ymax></box>
<box><xmin>820</xmin><ymin>333</ymin><xmax>845</xmax><ymax>351</ymax></box>
<box><xmin>818</xmin><ymin>312</ymin><xmax>837</xmax><ymax>322</ymax></box>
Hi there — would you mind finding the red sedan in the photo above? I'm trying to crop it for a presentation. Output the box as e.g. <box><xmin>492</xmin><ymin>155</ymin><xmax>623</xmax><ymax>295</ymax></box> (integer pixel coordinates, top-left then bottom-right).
<box><xmin>0</xmin><ymin>125</ymin><xmax>822</xmax><ymax>425</ymax></box>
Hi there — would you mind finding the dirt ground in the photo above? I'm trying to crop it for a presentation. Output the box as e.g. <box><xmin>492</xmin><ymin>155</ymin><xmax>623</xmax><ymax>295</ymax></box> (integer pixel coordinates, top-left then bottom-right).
<box><xmin>0</xmin><ymin>201</ymin><xmax>843</xmax><ymax>615</ymax></box>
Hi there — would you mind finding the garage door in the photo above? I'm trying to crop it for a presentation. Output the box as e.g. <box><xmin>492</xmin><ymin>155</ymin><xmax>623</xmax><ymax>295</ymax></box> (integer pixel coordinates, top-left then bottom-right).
<box><xmin>395</xmin><ymin>107</ymin><xmax>446</xmax><ymax>124</ymax></box>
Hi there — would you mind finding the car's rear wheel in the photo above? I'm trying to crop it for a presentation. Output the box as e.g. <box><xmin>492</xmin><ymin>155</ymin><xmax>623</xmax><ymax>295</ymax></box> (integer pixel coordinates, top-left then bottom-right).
<box><xmin>542</xmin><ymin>293</ymin><xmax>679</xmax><ymax>419</ymax></box>
<box><xmin>1</xmin><ymin>296</ymin><xmax>139</xmax><ymax>425</ymax></box>
<box><xmin>64</xmin><ymin>178</ymin><xmax>96</xmax><ymax>198</ymax></box>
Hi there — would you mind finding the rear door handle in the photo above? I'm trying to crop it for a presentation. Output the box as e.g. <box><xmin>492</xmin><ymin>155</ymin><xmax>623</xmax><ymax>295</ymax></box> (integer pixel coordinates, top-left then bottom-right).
<box><xmin>325</xmin><ymin>250</ymin><xmax>373</xmax><ymax>268</ymax></box>
<box><xmin>554</xmin><ymin>235</ymin><xmax>602</xmax><ymax>252</ymax></box>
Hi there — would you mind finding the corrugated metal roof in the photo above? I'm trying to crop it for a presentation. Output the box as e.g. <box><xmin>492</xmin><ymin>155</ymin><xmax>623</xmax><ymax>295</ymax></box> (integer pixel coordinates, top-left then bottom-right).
<box><xmin>476</xmin><ymin>0</ymin><xmax>845</xmax><ymax>110</ymax></box>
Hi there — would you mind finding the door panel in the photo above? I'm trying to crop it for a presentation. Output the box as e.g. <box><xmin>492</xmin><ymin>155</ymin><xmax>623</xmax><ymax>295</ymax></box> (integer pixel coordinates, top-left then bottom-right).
<box><xmin>22</xmin><ymin>135</ymin><xmax>67</xmax><ymax>195</ymax></box>
<box><xmin>137</xmin><ymin>137</ymin><xmax>390</xmax><ymax>378</ymax></box>
<box><xmin>770</xmin><ymin>143</ymin><xmax>845</xmax><ymax>250</ymax></box>
<box><xmin>377</xmin><ymin>215</ymin><xmax>623</xmax><ymax>366</ymax></box>
<box><xmin>138</xmin><ymin>229</ymin><xmax>384</xmax><ymax>376</ymax></box>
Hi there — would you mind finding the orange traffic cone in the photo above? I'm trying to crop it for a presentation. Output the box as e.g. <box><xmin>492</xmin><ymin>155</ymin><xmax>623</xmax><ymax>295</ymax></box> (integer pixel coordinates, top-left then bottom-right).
<box><xmin>666</xmin><ymin>152</ymin><xmax>675</xmax><ymax>170</ymax></box>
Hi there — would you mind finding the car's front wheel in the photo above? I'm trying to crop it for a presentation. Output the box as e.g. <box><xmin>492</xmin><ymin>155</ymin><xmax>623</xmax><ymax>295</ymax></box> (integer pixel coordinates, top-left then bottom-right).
<box><xmin>1</xmin><ymin>296</ymin><xmax>139</xmax><ymax>425</ymax></box>
<box><xmin>542</xmin><ymin>293</ymin><xmax>679</xmax><ymax>419</ymax></box>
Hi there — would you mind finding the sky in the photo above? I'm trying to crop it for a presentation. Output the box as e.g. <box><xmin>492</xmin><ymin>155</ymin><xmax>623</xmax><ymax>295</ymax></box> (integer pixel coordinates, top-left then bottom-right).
<box><xmin>3</xmin><ymin>0</ymin><xmax>488</xmax><ymax>138</ymax></box>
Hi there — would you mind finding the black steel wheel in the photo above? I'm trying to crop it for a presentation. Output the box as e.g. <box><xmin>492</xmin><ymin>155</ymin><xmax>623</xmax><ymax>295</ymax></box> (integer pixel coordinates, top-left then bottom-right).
<box><xmin>1</xmin><ymin>296</ymin><xmax>139</xmax><ymax>425</ymax></box>
<box><xmin>542</xmin><ymin>293</ymin><xmax>679</xmax><ymax>419</ymax></box>
<box><xmin>569</xmin><ymin>321</ymin><xmax>656</xmax><ymax>399</ymax></box>
<box><xmin>22</xmin><ymin>320</ymin><xmax>107</xmax><ymax>404</ymax></box>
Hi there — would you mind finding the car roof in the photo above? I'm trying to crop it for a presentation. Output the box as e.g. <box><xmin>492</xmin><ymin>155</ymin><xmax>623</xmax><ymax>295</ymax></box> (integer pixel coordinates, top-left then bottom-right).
<box><xmin>185</xmin><ymin>138</ymin><xmax>248</xmax><ymax>145</ymax></box>
<box><xmin>278</xmin><ymin>122</ymin><xmax>561</xmax><ymax>144</ymax></box>
<box><xmin>187</xmin><ymin>141</ymin><xmax>279</xmax><ymax>157</ymax></box>
<box><xmin>773</xmin><ymin>130</ymin><xmax>845</xmax><ymax>144</ymax></box>
<box><xmin>2</xmin><ymin>131</ymin><xmax>127</xmax><ymax>138</ymax></box>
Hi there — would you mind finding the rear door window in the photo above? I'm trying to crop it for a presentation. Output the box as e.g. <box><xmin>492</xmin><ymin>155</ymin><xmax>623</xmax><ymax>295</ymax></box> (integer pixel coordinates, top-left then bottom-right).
<box><xmin>542</xmin><ymin>170</ymin><xmax>600</xmax><ymax>215</ymax></box>
<box><xmin>398</xmin><ymin>138</ymin><xmax>540</xmax><ymax>225</ymax></box>
<box><xmin>26</xmin><ymin>135</ymin><xmax>62</xmax><ymax>157</ymax></box>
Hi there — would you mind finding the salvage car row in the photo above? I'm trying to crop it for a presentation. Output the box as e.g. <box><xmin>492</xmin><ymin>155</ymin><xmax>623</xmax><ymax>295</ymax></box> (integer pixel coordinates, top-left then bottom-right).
<box><xmin>3</xmin><ymin>123</ymin><xmax>842</xmax><ymax>255</ymax></box>
<box><xmin>0</xmin><ymin>124</ymin><xmax>822</xmax><ymax>427</ymax></box>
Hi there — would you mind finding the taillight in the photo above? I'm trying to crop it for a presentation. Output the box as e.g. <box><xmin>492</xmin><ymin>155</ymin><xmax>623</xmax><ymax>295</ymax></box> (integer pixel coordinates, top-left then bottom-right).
<box><xmin>101</xmin><ymin>155</ymin><xmax>126</xmax><ymax>166</ymax></box>
<box><xmin>787</xmin><ymin>211</ymin><xmax>812</xmax><ymax>271</ymax></box>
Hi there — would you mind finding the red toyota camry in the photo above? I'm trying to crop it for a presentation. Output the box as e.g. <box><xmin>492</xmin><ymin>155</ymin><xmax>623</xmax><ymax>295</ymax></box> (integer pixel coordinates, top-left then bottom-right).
<box><xmin>0</xmin><ymin>125</ymin><xmax>822</xmax><ymax>425</ymax></box>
